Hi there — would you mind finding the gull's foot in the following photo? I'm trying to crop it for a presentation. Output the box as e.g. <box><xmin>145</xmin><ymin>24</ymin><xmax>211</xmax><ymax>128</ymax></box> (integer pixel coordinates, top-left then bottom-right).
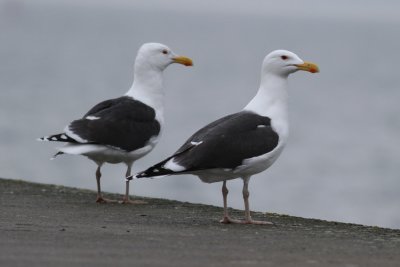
<box><xmin>242</xmin><ymin>219</ymin><xmax>274</xmax><ymax>225</ymax></box>
<box><xmin>96</xmin><ymin>196</ymin><xmax>117</xmax><ymax>204</ymax></box>
<box><xmin>220</xmin><ymin>216</ymin><xmax>273</xmax><ymax>225</ymax></box>
<box><xmin>119</xmin><ymin>198</ymin><xmax>147</xmax><ymax>205</ymax></box>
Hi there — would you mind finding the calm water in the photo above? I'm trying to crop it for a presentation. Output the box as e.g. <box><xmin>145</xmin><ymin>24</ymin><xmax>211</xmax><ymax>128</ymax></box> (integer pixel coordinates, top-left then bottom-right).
<box><xmin>1</xmin><ymin>0</ymin><xmax>400</xmax><ymax>229</ymax></box>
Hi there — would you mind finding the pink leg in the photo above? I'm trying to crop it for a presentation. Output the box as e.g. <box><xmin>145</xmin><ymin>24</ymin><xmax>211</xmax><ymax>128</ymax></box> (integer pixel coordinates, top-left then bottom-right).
<box><xmin>95</xmin><ymin>165</ymin><xmax>116</xmax><ymax>203</ymax></box>
<box><xmin>120</xmin><ymin>164</ymin><xmax>146</xmax><ymax>204</ymax></box>
<box><xmin>220</xmin><ymin>177</ymin><xmax>273</xmax><ymax>225</ymax></box>
<box><xmin>219</xmin><ymin>181</ymin><xmax>242</xmax><ymax>224</ymax></box>
<box><xmin>241</xmin><ymin>176</ymin><xmax>273</xmax><ymax>225</ymax></box>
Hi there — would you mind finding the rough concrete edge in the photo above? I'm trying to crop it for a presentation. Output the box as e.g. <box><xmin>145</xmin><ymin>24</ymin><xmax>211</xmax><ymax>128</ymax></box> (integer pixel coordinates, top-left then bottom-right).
<box><xmin>2</xmin><ymin>177</ymin><xmax>399</xmax><ymax>232</ymax></box>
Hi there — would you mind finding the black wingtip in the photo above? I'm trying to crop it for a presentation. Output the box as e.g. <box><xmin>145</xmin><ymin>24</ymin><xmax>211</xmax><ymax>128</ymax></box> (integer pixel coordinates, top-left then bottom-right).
<box><xmin>128</xmin><ymin>170</ymin><xmax>153</xmax><ymax>179</ymax></box>
<box><xmin>135</xmin><ymin>164</ymin><xmax>175</xmax><ymax>179</ymax></box>
<box><xmin>134</xmin><ymin>169</ymin><xmax>159</xmax><ymax>179</ymax></box>
<box><xmin>37</xmin><ymin>133</ymin><xmax>77</xmax><ymax>143</ymax></box>
<box><xmin>125</xmin><ymin>175</ymin><xmax>134</xmax><ymax>181</ymax></box>
<box><xmin>50</xmin><ymin>151</ymin><xmax>64</xmax><ymax>160</ymax></box>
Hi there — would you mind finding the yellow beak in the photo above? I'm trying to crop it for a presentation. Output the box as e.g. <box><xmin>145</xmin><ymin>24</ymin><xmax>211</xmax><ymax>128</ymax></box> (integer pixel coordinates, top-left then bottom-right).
<box><xmin>295</xmin><ymin>61</ymin><xmax>319</xmax><ymax>73</ymax></box>
<box><xmin>172</xmin><ymin>56</ymin><xmax>193</xmax><ymax>66</ymax></box>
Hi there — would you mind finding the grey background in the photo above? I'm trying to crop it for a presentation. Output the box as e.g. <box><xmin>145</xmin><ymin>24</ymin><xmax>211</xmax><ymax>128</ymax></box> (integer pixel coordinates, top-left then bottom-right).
<box><xmin>1</xmin><ymin>0</ymin><xmax>399</xmax><ymax>228</ymax></box>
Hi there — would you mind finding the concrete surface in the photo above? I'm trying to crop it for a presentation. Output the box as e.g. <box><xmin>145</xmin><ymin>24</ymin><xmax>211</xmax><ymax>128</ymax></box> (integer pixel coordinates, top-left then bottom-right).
<box><xmin>0</xmin><ymin>178</ymin><xmax>399</xmax><ymax>267</ymax></box>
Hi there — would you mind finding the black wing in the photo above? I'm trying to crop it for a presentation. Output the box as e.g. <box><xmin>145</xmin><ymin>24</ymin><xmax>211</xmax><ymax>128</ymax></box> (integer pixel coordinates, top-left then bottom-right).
<box><xmin>174</xmin><ymin>111</ymin><xmax>279</xmax><ymax>170</ymax></box>
<box><xmin>83</xmin><ymin>98</ymin><xmax>117</xmax><ymax>117</ymax></box>
<box><xmin>137</xmin><ymin>111</ymin><xmax>279</xmax><ymax>177</ymax></box>
<box><xmin>66</xmin><ymin>96</ymin><xmax>160</xmax><ymax>151</ymax></box>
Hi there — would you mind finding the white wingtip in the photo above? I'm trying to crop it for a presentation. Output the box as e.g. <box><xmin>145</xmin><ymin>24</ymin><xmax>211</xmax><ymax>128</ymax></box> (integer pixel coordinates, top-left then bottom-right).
<box><xmin>164</xmin><ymin>158</ymin><xmax>186</xmax><ymax>172</ymax></box>
<box><xmin>126</xmin><ymin>174</ymin><xmax>136</xmax><ymax>181</ymax></box>
<box><xmin>37</xmin><ymin>137</ymin><xmax>47</xmax><ymax>142</ymax></box>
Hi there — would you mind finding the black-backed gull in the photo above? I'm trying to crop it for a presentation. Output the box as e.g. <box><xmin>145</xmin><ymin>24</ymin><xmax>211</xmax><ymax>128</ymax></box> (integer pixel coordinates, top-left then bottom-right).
<box><xmin>39</xmin><ymin>43</ymin><xmax>193</xmax><ymax>204</ymax></box>
<box><xmin>133</xmin><ymin>50</ymin><xmax>318</xmax><ymax>223</ymax></box>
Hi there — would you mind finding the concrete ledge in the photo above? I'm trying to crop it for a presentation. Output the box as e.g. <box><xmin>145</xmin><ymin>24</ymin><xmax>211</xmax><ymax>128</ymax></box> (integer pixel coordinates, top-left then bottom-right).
<box><xmin>1</xmin><ymin>178</ymin><xmax>399</xmax><ymax>267</ymax></box>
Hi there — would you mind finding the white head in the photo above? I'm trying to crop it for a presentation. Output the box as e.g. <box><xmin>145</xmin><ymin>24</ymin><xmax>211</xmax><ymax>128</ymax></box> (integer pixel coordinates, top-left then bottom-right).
<box><xmin>261</xmin><ymin>49</ymin><xmax>319</xmax><ymax>77</ymax></box>
<box><xmin>128</xmin><ymin>43</ymin><xmax>192</xmax><ymax>121</ymax></box>
<box><xmin>245</xmin><ymin>49</ymin><xmax>318</xmax><ymax>118</ymax></box>
<box><xmin>135</xmin><ymin>43</ymin><xmax>193</xmax><ymax>72</ymax></box>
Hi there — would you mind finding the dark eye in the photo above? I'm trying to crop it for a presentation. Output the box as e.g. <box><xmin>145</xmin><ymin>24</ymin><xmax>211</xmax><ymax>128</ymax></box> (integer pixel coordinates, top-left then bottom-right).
<box><xmin>162</xmin><ymin>49</ymin><xmax>168</xmax><ymax>55</ymax></box>
<box><xmin>281</xmin><ymin>55</ymin><xmax>288</xmax><ymax>60</ymax></box>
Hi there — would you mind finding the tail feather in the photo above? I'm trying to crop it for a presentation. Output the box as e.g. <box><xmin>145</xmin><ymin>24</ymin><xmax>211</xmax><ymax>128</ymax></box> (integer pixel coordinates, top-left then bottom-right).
<box><xmin>135</xmin><ymin>157</ymin><xmax>176</xmax><ymax>179</ymax></box>
<box><xmin>133</xmin><ymin>145</ymin><xmax>196</xmax><ymax>179</ymax></box>
<box><xmin>38</xmin><ymin>133</ymin><xmax>77</xmax><ymax>143</ymax></box>
<box><xmin>50</xmin><ymin>151</ymin><xmax>64</xmax><ymax>160</ymax></box>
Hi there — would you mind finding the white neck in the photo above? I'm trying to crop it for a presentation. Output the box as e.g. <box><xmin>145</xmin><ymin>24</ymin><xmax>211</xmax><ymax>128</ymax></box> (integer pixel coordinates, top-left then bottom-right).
<box><xmin>125</xmin><ymin>62</ymin><xmax>165</xmax><ymax>124</ymax></box>
<box><xmin>244</xmin><ymin>73</ymin><xmax>289</xmax><ymax>141</ymax></box>
<box><xmin>244</xmin><ymin>73</ymin><xmax>288</xmax><ymax>116</ymax></box>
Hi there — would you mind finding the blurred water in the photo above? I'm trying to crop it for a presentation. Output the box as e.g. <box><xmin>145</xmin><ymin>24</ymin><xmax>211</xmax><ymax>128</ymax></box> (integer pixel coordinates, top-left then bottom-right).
<box><xmin>1</xmin><ymin>0</ymin><xmax>400</xmax><ymax>229</ymax></box>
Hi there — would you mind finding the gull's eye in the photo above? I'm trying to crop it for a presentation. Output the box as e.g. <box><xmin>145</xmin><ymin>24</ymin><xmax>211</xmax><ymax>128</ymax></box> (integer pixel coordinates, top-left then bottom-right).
<box><xmin>162</xmin><ymin>49</ymin><xmax>168</xmax><ymax>55</ymax></box>
<box><xmin>281</xmin><ymin>55</ymin><xmax>288</xmax><ymax>60</ymax></box>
